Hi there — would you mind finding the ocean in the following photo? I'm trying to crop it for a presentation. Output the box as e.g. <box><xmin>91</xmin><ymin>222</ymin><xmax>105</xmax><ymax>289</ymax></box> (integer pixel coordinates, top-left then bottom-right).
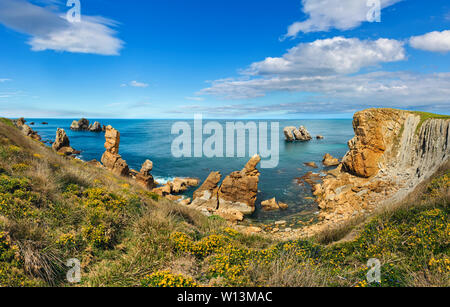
<box><xmin>30</xmin><ymin>119</ymin><xmax>354</xmax><ymax>222</ymax></box>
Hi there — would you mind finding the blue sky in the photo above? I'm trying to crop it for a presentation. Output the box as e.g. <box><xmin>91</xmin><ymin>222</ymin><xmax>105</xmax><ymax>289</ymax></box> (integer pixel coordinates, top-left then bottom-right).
<box><xmin>0</xmin><ymin>0</ymin><xmax>449</xmax><ymax>119</ymax></box>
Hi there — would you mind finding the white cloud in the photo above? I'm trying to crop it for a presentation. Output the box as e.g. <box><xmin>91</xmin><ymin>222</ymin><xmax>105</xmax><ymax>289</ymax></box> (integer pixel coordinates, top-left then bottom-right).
<box><xmin>245</xmin><ymin>37</ymin><xmax>405</xmax><ymax>76</ymax></box>
<box><xmin>409</xmin><ymin>30</ymin><xmax>450</xmax><ymax>52</ymax></box>
<box><xmin>0</xmin><ymin>0</ymin><xmax>123</xmax><ymax>55</ymax></box>
<box><xmin>0</xmin><ymin>79</ymin><xmax>11</xmax><ymax>83</ymax></box>
<box><xmin>199</xmin><ymin>71</ymin><xmax>450</xmax><ymax>110</ymax></box>
<box><xmin>285</xmin><ymin>0</ymin><xmax>402</xmax><ymax>37</ymax></box>
<box><xmin>129</xmin><ymin>81</ymin><xmax>149</xmax><ymax>88</ymax></box>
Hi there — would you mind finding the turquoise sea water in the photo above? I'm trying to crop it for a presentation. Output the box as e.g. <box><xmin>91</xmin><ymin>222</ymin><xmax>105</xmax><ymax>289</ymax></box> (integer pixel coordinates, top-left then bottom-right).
<box><xmin>31</xmin><ymin>119</ymin><xmax>354</xmax><ymax>222</ymax></box>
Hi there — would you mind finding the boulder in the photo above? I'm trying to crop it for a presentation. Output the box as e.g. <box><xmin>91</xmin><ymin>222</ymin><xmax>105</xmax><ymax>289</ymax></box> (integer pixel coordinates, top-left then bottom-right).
<box><xmin>216</xmin><ymin>208</ymin><xmax>244</xmax><ymax>223</ymax></box>
<box><xmin>323</xmin><ymin>153</ymin><xmax>340</xmax><ymax>167</ymax></box>
<box><xmin>283</xmin><ymin>126</ymin><xmax>297</xmax><ymax>142</ymax></box>
<box><xmin>170</xmin><ymin>177</ymin><xmax>199</xmax><ymax>194</ymax></box>
<box><xmin>317</xmin><ymin>135</ymin><xmax>324</xmax><ymax>139</ymax></box>
<box><xmin>284</xmin><ymin>126</ymin><xmax>312</xmax><ymax>141</ymax></box>
<box><xmin>152</xmin><ymin>183</ymin><xmax>172</xmax><ymax>197</ymax></box>
<box><xmin>261</xmin><ymin>198</ymin><xmax>289</xmax><ymax>212</ymax></box>
<box><xmin>70</xmin><ymin>118</ymin><xmax>90</xmax><ymax>131</ymax></box>
<box><xmin>217</xmin><ymin>155</ymin><xmax>261</xmax><ymax>215</ymax></box>
<box><xmin>52</xmin><ymin>128</ymin><xmax>70</xmax><ymax>152</ymax></box>
<box><xmin>297</xmin><ymin>126</ymin><xmax>312</xmax><ymax>141</ymax></box>
<box><xmin>261</xmin><ymin>198</ymin><xmax>279</xmax><ymax>211</ymax></box>
<box><xmin>304</xmin><ymin>162</ymin><xmax>318</xmax><ymax>169</ymax></box>
<box><xmin>191</xmin><ymin>172</ymin><xmax>222</xmax><ymax>210</ymax></box>
<box><xmin>135</xmin><ymin>159</ymin><xmax>156</xmax><ymax>190</ymax></box>
<box><xmin>89</xmin><ymin>121</ymin><xmax>102</xmax><ymax>132</ymax></box>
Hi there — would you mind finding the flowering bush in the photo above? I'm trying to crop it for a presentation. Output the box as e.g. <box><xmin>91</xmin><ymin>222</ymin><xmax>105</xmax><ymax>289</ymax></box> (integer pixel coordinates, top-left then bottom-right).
<box><xmin>141</xmin><ymin>271</ymin><xmax>198</xmax><ymax>287</ymax></box>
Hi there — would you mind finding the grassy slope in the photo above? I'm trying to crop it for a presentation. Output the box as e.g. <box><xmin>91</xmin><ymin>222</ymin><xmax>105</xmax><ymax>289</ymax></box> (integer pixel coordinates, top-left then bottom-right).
<box><xmin>0</xmin><ymin>119</ymin><xmax>448</xmax><ymax>287</ymax></box>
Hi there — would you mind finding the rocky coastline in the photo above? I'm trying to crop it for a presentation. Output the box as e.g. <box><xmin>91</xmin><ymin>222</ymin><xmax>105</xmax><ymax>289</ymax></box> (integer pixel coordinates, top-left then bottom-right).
<box><xmin>11</xmin><ymin>109</ymin><xmax>450</xmax><ymax>238</ymax></box>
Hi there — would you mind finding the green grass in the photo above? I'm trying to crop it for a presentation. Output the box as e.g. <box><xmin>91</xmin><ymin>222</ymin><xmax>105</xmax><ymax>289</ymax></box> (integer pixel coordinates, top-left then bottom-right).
<box><xmin>0</xmin><ymin>118</ymin><xmax>14</xmax><ymax>128</ymax></box>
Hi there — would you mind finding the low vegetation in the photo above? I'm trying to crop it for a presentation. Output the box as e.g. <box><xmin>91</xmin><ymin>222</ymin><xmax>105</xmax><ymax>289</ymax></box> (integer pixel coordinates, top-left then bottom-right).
<box><xmin>0</xmin><ymin>119</ymin><xmax>448</xmax><ymax>287</ymax></box>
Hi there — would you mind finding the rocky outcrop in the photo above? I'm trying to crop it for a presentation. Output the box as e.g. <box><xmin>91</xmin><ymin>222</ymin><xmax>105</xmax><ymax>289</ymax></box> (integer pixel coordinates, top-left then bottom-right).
<box><xmin>14</xmin><ymin>118</ymin><xmax>41</xmax><ymax>141</ymax></box>
<box><xmin>217</xmin><ymin>155</ymin><xmax>261</xmax><ymax>215</ymax></box>
<box><xmin>261</xmin><ymin>198</ymin><xmax>288</xmax><ymax>211</ymax></box>
<box><xmin>101</xmin><ymin>126</ymin><xmax>130</xmax><ymax>177</ymax></box>
<box><xmin>152</xmin><ymin>177</ymin><xmax>199</xmax><ymax>200</ymax></box>
<box><xmin>135</xmin><ymin>160</ymin><xmax>156</xmax><ymax>190</ymax></box>
<box><xmin>88</xmin><ymin>121</ymin><xmax>103</xmax><ymax>132</ymax></box>
<box><xmin>284</xmin><ymin>126</ymin><xmax>312</xmax><ymax>142</ymax></box>
<box><xmin>295</xmin><ymin>108</ymin><xmax>450</xmax><ymax>238</ymax></box>
<box><xmin>323</xmin><ymin>154</ymin><xmax>340</xmax><ymax>167</ymax></box>
<box><xmin>71</xmin><ymin>119</ymin><xmax>105</xmax><ymax>132</ymax></box>
<box><xmin>52</xmin><ymin>128</ymin><xmax>80</xmax><ymax>156</ymax></box>
<box><xmin>189</xmin><ymin>155</ymin><xmax>262</xmax><ymax>221</ymax></box>
<box><xmin>304</xmin><ymin>162</ymin><xmax>318</xmax><ymax>169</ymax></box>
<box><xmin>190</xmin><ymin>172</ymin><xmax>222</xmax><ymax>210</ymax></box>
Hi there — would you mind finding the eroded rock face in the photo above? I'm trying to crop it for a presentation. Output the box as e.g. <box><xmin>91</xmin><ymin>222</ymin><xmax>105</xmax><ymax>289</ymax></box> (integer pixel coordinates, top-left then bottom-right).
<box><xmin>89</xmin><ymin>121</ymin><xmax>102</xmax><ymax>132</ymax></box>
<box><xmin>101</xmin><ymin>126</ymin><xmax>130</xmax><ymax>177</ymax></box>
<box><xmin>323</xmin><ymin>154</ymin><xmax>340</xmax><ymax>167</ymax></box>
<box><xmin>218</xmin><ymin>155</ymin><xmax>261</xmax><ymax>215</ymax></box>
<box><xmin>284</xmin><ymin>126</ymin><xmax>312</xmax><ymax>142</ymax></box>
<box><xmin>52</xmin><ymin>128</ymin><xmax>70</xmax><ymax>152</ymax></box>
<box><xmin>190</xmin><ymin>171</ymin><xmax>222</xmax><ymax>210</ymax></box>
<box><xmin>14</xmin><ymin>118</ymin><xmax>41</xmax><ymax>141</ymax></box>
<box><xmin>71</xmin><ymin>118</ymin><xmax>90</xmax><ymax>131</ymax></box>
<box><xmin>52</xmin><ymin>128</ymin><xmax>79</xmax><ymax>155</ymax></box>
<box><xmin>261</xmin><ymin>198</ymin><xmax>289</xmax><ymax>212</ymax></box>
<box><xmin>293</xmin><ymin>108</ymin><xmax>450</xmax><ymax>239</ymax></box>
<box><xmin>190</xmin><ymin>155</ymin><xmax>262</xmax><ymax>221</ymax></box>
<box><xmin>136</xmin><ymin>160</ymin><xmax>156</xmax><ymax>190</ymax></box>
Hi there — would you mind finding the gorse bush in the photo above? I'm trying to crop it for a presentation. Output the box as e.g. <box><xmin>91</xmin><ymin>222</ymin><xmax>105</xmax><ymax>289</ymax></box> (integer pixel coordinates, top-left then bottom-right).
<box><xmin>141</xmin><ymin>271</ymin><xmax>198</xmax><ymax>287</ymax></box>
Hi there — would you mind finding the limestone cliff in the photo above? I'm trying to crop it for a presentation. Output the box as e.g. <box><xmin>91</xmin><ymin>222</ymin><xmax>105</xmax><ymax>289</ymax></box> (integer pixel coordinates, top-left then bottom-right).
<box><xmin>298</xmin><ymin>108</ymin><xmax>449</xmax><ymax>237</ymax></box>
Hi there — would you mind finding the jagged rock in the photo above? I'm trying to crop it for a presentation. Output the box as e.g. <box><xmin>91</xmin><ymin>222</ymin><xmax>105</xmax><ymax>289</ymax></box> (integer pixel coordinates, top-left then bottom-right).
<box><xmin>152</xmin><ymin>183</ymin><xmax>172</xmax><ymax>197</ymax></box>
<box><xmin>42</xmin><ymin>122</ymin><xmax>48</xmax><ymax>125</ymax></box>
<box><xmin>304</xmin><ymin>162</ymin><xmax>318</xmax><ymax>169</ymax></box>
<box><xmin>15</xmin><ymin>118</ymin><xmax>26</xmax><ymax>127</ymax></box>
<box><xmin>104</xmin><ymin>125</ymin><xmax>120</xmax><ymax>154</ymax></box>
<box><xmin>283</xmin><ymin>127</ymin><xmax>297</xmax><ymax>142</ymax></box>
<box><xmin>217</xmin><ymin>155</ymin><xmax>261</xmax><ymax>215</ymax></box>
<box><xmin>101</xmin><ymin>126</ymin><xmax>130</xmax><ymax>177</ymax></box>
<box><xmin>140</xmin><ymin>160</ymin><xmax>153</xmax><ymax>175</ymax></box>
<box><xmin>29</xmin><ymin>122</ymin><xmax>35</xmax><ymax>126</ymax></box>
<box><xmin>283</xmin><ymin>126</ymin><xmax>312</xmax><ymax>142</ymax></box>
<box><xmin>52</xmin><ymin>128</ymin><xmax>70</xmax><ymax>152</ymax></box>
<box><xmin>323</xmin><ymin>154</ymin><xmax>340</xmax><ymax>167</ymax></box>
<box><xmin>297</xmin><ymin>126</ymin><xmax>312</xmax><ymax>141</ymax></box>
<box><xmin>261</xmin><ymin>198</ymin><xmax>280</xmax><ymax>211</ymax></box>
<box><xmin>317</xmin><ymin>135</ymin><xmax>324</xmax><ymax>139</ymax></box>
<box><xmin>19</xmin><ymin>123</ymin><xmax>41</xmax><ymax>141</ymax></box>
<box><xmin>170</xmin><ymin>177</ymin><xmax>199</xmax><ymax>194</ymax></box>
<box><xmin>71</xmin><ymin>118</ymin><xmax>90</xmax><ymax>131</ymax></box>
<box><xmin>89</xmin><ymin>121</ymin><xmax>102</xmax><ymax>132</ymax></box>
<box><xmin>191</xmin><ymin>172</ymin><xmax>222</xmax><ymax>210</ymax></box>
<box><xmin>261</xmin><ymin>198</ymin><xmax>289</xmax><ymax>212</ymax></box>
<box><xmin>297</xmin><ymin>108</ymin><xmax>450</xmax><ymax>238</ymax></box>
<box><xmin>136</xmin><ymin>159</ymin><xmax>156</xmax><ymax>190</ymax></box>
<box><xmin>216</xmin><ymin>208</ymin><xmax>244</xmax><ymax>223</ymax></box>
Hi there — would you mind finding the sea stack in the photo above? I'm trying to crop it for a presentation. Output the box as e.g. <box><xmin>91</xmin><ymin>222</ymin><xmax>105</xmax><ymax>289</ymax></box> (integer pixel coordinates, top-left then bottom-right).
<box><xmin>101</xmin><ymin>125</ymin><xmax>130</xmax><ymax>176</ymax></box>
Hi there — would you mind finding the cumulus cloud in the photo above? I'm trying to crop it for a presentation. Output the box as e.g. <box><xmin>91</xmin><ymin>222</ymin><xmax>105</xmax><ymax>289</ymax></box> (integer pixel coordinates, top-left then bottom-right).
<box><xmin>245</xmin><ymin>37</ymin><xmax>405</xmax><ymax>76</ymax></box>
<box><xmin>284</xmin><ymin>0</ymin><xmax>402</xmax><ymax>38</ymax></box>
<box><xmin>0</xmin><ymin>0</ymin><xmax>123</xmax><ymax>55</ymax></box>
<box><xmin>409</xmin><ymin>30</ymin><xmax>450</xmax><ymax>52</ymax></box>
<box><xmin>185</xmin><ymin>96</ymin><xmax>205</xmax><ymax>101</ymax></box>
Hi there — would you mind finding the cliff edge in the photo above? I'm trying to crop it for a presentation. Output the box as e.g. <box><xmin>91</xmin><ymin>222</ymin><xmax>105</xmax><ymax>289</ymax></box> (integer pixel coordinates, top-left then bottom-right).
<box><xmin>299</xmin><ymin>108</ymin><xmax>449</xmax><ymax>237</ymax></box>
